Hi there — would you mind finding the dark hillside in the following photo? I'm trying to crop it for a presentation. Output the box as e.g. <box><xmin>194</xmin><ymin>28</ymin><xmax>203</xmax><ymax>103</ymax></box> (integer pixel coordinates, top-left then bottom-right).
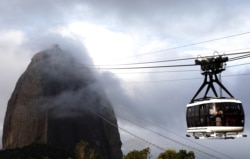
<box><xmin>2</xmin><ymin>45</ymin><xmax>122</xmax><ymax>159</ymax></box>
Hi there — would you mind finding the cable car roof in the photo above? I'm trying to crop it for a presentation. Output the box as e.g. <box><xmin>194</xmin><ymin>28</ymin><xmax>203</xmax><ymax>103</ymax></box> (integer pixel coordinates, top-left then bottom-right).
<box><xmin>187</xmin><ymin>97</ymin><xmax>241</xmax><ymax>107</ymax></box>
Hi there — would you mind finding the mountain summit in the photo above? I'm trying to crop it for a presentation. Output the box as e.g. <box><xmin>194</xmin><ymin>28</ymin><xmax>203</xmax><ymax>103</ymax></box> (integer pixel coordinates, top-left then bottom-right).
<box><xmin>2</xmin><ymin>45</ymin><xmax>122</xmax><ymax>159</ymax></box>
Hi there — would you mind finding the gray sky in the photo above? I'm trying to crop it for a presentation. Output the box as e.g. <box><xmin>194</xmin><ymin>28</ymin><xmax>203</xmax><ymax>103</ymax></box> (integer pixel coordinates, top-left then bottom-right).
<box><xmin>1</xmin><ymin>0</ymin><xmax>250</xmax><ymax>158</ymax></box>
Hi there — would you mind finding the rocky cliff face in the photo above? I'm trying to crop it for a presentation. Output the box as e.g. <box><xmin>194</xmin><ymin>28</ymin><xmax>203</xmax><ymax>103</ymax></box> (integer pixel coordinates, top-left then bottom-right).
<box><xmin>2</xmin><ymin>46</ymin><xmax>122</xmax><ymax>159</ymax></box>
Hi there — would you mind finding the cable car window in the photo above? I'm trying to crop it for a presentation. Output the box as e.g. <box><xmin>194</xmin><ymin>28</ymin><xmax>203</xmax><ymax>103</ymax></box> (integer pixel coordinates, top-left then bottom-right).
<box><xmin>199</xmin><ymin>104</ymin><xmax>206</xmax><ymax>126</ymax></box>
<box><xmin>189</xmin><ymin>107</ymin><xmax>194</xmax><ymax>116</ymax></box>
<box><xmin>186</xmin><ymin>107</ymin><xmax>191</xmax><ymax>126</ymax></box>
<box><xmin>209</xmin><ymin>104</ymin><xmax>215</xmax><ymax>115</ymax></box>
<box><xmin>187</xmin><ymin>106</ymin><xmax>198</xmax><ymax>127</ymax></box>
<box><xmin>222</xmin><ymin>102</ymin><xmax>244</xmax><ymax>126</ymax></box>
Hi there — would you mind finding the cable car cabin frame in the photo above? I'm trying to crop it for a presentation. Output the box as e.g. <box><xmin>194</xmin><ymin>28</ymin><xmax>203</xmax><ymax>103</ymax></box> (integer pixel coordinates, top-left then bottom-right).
<box><xmin>186</xmin><ymin>98</ymin><xmax>246</xmax><ymax>139</ymax></box>
<box><xmin>186</xmin><ymin>54</ymin><xmax>247</xmax><ymax>139</ymax></box>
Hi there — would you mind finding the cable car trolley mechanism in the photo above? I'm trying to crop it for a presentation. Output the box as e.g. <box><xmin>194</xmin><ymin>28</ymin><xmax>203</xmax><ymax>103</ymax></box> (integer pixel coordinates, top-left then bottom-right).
<box><xmin>186</xmin><ymin>53</ymin><xmax>247</xmax><ymax>139</ymax></box>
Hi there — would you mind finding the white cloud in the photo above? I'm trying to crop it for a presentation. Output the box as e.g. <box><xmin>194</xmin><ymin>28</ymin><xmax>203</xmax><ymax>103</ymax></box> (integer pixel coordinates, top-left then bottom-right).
<box><xmin>0</xmin><ymin>30</ymin><xmax>31</xmax><ymax>97</ymax></box>
<box><xmin>1</xmin><ymin>1</ymin><xmax>250</xmax><ymax>158</ymax></box>
<box><xmin>60</xmin><ymin>22</ymin><xmax>136</xmax><ymax>64</ymax></box>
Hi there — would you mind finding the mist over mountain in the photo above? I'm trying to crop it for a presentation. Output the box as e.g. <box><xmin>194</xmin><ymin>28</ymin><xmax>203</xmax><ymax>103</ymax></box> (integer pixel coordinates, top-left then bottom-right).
<box><xmin>2</xmin><ymin>45</ymin><xmax>122</xmax><ymax>159</ymax></box>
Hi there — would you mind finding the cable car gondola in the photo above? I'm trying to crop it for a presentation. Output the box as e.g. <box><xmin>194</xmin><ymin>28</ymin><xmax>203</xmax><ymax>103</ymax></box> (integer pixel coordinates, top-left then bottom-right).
<box><xmin>186</xmin><ymin>54</ymin><xmax>247</xmax><ymax>139</ymax></box>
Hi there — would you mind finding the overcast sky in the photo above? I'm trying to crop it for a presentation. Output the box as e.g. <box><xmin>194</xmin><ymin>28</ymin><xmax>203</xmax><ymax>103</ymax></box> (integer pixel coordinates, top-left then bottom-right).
<box><xmin>1</xmin><ymin>0</ymin><xmax>250</xmax><ymax>158</ymax></box>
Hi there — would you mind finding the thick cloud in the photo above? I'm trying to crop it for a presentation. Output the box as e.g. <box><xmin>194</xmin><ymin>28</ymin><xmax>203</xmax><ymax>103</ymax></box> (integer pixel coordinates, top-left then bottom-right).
<box><xmin>1</xmin><ymin>1</ymin><xmax>250</xmax><ymax>159</ymax></box>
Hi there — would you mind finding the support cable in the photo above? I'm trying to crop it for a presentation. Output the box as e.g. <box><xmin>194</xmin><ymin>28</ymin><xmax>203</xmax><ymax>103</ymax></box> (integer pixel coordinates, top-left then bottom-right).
<box><xmin>111</xmin><ymin>32</ymin><xmax>250</xmax><ymax>60</ymax></box>
<box><xmin>121</xmin><ymin>72</ymin><xmax>250</xmax><ymax>84</ymax></box>
<box><xmin>84</xmin><ymin>105</ymin><xmax>165</xmax><ymax>151</ymax></box>
<box><xmin>117</xmin><ymin>111</ymin><xmax>231</xmax><ymax>159</ymax></box>
<box><xmin>70</xmin><ymin>51</ymin><xmax>250</xmax><ymax>71</ymax></box>
<box><xmin>94</xmin><ymin>57</ymin><xmax>194</xmax><ymax>66</ymax></box>
<box><xmin>94</xmin><ymin>51</ymin><xmax>250</xmax><ymax>67</ymax></box>
<box><xmin>229</xmin><ymin>54</ymin><xmax>250</xmax><ymax>61</ymax></box>
<box><xmin>92</xmin><ymin>64</ymin><xmax>196</xmax><ymax>70</ymax></box>
<box><xmin>85</xmin><ymin>104</ymin><xmax>220</xmax><ymax>159</ymax></box>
